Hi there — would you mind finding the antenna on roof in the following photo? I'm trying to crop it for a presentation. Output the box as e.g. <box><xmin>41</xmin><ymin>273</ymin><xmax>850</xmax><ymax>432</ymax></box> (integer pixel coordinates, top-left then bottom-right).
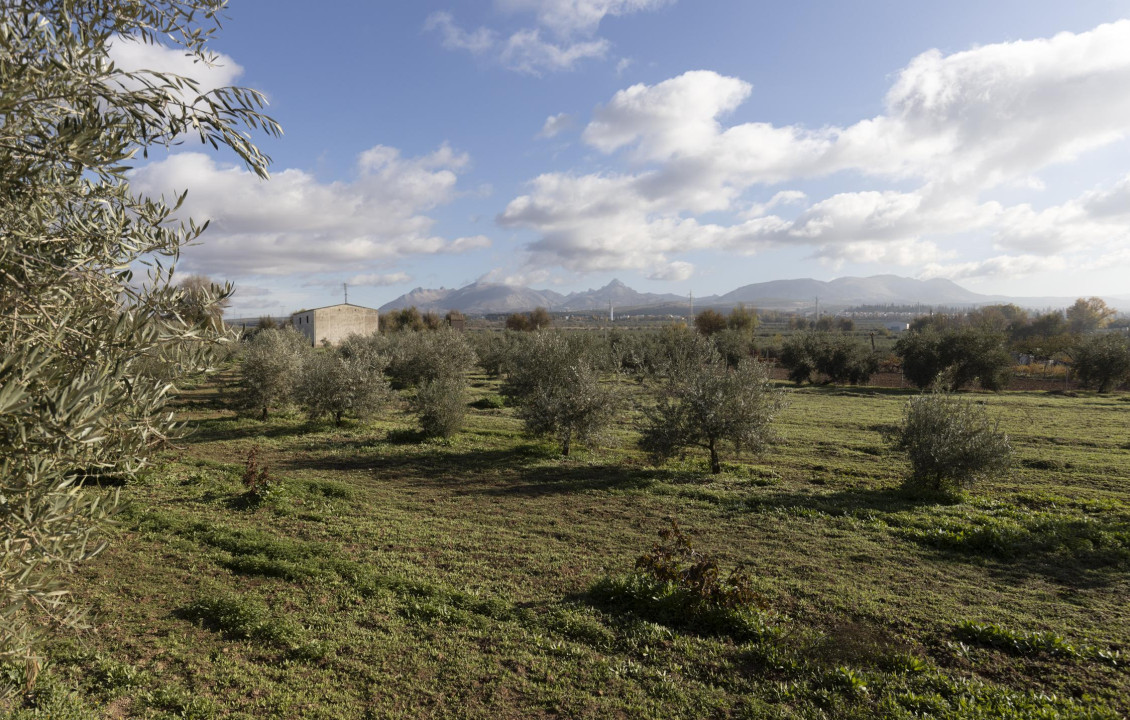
<box><xmin>344</xmin><ymin>283</ymin><xmax>348</xmax><ymax>304</ymax></box>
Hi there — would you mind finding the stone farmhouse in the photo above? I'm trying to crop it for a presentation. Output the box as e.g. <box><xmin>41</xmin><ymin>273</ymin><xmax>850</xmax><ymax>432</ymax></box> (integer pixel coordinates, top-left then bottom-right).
<box><xmin>291</xmin><ymin>303</ymin><xmax>379</xmax><ymax>346</ymax></box>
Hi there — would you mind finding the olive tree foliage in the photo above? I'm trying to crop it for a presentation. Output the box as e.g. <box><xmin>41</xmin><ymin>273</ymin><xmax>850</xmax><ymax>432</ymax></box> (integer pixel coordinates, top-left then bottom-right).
<box><xmin>1072</xmin><ymin>333</ymin><xmax>1130</xmax><ymax>393</ymax></box>
<box><xmin>779</xmin><ymin>332</ymin><xmax>878</xmax><ymax>385</ymax></box>
<box><xmin>294</xmin><ymin>349</ymin><xmax>390</xmax><ymax>426</ymax></box>
<box><xmin>240</xmin><ymin>327</ymin><xmax>311</xmax><ymax>420</ymax></box>
<box><xmin>503</xmin><ymin>332</ymin><xmax>619</xmax><ymax>456</ymax></box>
<box><xmin>380</xmin><ymin>329</ymin><xmax>475</xmax><ymax>437</ymax></box>
<box><xmin>471</xmin><ymin>331</ymin><xmax>519</xmax><ymax>378</ymax></box>
<box><xmin>411</xmin><ymin>375</ymin><xmax>467</xmax><ymax>440</ymax></box>
<box><xmin>887</xmin><ymin>393</ymin><xmax>1012</xmax><ymax>495</ymax></box>
<box><xmin>895</xmin><ymin>327</ymin><xmax>1012</xmax><ymax>391</ymax></box>
<box><xmin>640</xmin><ymin>340</ymin><xmax>785</xmax><ymax>474</ymax></box>
<box><xmin>385</xmin><ymin>328</ymin><xmax>477</xmax><ymax>388</ymax></box>
<box><xmin>0</xmin><ymin>0</ymin><xmax>279</xmax><ymax>684</ymax></box>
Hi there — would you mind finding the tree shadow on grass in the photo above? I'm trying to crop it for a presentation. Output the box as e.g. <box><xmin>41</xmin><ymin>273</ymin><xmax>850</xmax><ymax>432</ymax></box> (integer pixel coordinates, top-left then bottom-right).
<box><xmin>184</xmin><ymin>417</ymin><xmax>318</xmax><ymax>445</ymax></box>
<box><xmin>278</xmin><ymin>438</ymin><xmax>656</xmax><ymax>498</ymax></box>
<box><xmin>726</xmin><ymin>484</ymin><xmax>1130</xmax><ymax>587</ymax></box>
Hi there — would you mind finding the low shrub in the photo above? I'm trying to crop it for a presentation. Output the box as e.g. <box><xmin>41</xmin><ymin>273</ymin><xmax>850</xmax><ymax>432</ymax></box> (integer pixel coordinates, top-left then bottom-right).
<box><xmin>888</xmin><ymin>393</ymin><xmax>1011</xmax><ymax>494</ymax></box>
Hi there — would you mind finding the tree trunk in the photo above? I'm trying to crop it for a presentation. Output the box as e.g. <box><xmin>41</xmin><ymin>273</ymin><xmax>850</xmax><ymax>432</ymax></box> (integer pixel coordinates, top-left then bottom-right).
<box><xmin>709</xmin><ymin>438</ymin><xmax>721</xmax><ymax>474</ymax></box>
<box><xmin>260</xmin><ymin>405</ymin><xmax>268</xmax><ymax>421</ymax></box>
<box><xmin>561</xmin><ymin>433</ymin><xmax>571</xmax><ymax>457</ymax></box>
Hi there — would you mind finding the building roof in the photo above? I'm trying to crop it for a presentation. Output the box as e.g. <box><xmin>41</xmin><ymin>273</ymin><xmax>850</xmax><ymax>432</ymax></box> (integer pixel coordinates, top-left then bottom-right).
<box><xmin>291</xmin><ymin>303</ymin><xmax>379</xmax><ymax>315</ymax></box>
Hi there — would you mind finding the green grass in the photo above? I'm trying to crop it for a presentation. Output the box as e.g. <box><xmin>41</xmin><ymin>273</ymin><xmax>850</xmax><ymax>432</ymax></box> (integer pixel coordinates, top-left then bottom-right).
<box><xmin>3</xmin><ymin>371</ymin><xmax>1128</xmax><ymax>718</ymax></box>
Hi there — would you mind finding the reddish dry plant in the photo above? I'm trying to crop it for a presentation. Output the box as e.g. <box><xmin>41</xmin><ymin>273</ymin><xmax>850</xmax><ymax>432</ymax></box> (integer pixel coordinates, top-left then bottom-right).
<box><xmin>242</xmin><ymin>446</ymin><xmax>276</xmax><ymax>499</ymax></box>
<box><xmin>636</xmin><ymin>518</ymin><xmax>766</xmax><ymax>611</ymax></box>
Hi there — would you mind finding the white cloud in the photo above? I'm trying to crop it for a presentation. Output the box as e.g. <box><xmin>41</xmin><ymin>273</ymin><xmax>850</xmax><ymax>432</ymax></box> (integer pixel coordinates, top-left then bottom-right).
<box><xmin>647</xmin><ymin>261</ymin><xmax>694</xmax><ymax>281</ymax></box>
<box><xmin>580</xmin><ymin>23</ymin><xmax>1130</xmax><ymax>187</ymax></box>
<box><xmin>451</xmin><ymin>235</ymin><xmax>494</xmax><ymax>251</ymax></box>
<box><xmin>991</xmin><ymin>174</ymin><xmax>1130</xmax><ymax>254</ymax></box>
<box><xmin>131</xmin><ymin>143</ymin><xmax>485</xmax><ymax>277</ymax></box>
<box><xmin>349</xmin><ymin>272</ymin><xmax>412</xmax><ymax>287</ymax></box>
<box><xmin>423</xmin><ymin>12</ymin><xmax>496</xmax><ymax>54</ymax></box>
<box><xmin>428</xmin><ymin>1</ymin><xmax>672</xmax><ymax>74</ymax></box>
<box><xmin>537</xmin><ymin>112</ymin><xmax>577</xmax><ymax>139</ymax></box>
<box><xmin>503</xmin><ymin>22</ymin><xmax>1130</xmax><ymax>278</ymax></box>
<box><xmin>741</xmin><ymin>190</ymin><xmax>807</xmax><ymax>219</ymax></box>
<box><xmin>500</xmin><ymin>29</ymin><xmax>609</xmax><ymax>74</ymax></box>
<box><xmin>107</xmin><ymin>38</ymin><xmax>244</xmax><ymax>94</ymax></box>
<box><xmin>478</xmin><ymin>266</ymin><xmax>558</xmax><ymax>287</ymax></box>
<box><xmin>919</xmin><ymin>255</ymin><xmax>1068</xmax><ymax>281</ymax></box>
<box><xmin>496</xmin><ymin>0</ymin><xmax>673</xmax><ymax>38</ymax></box>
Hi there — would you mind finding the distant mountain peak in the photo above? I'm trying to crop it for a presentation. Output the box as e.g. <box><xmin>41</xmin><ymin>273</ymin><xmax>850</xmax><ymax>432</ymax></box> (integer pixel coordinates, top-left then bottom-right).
<box><xmin>378</xmin><ymin>275</ymin><xmax>1094</xmax><ymax>316</ymax></box>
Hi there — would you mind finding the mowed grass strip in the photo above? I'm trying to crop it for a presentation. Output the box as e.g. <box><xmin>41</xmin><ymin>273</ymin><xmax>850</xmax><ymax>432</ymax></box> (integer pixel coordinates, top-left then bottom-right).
<box><xmin>5</xmin><ymin>371</ymin><xmax>1128</xmax><ymax>719</ymax></box>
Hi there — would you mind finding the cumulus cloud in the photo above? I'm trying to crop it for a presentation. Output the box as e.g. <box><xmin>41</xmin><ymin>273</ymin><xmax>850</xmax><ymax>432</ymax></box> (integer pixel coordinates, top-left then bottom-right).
<box><xmin>919</xmin><ymin>255</ymin><xmax>1068</xmax><ymax>281</ymax></box>
<box><xmin>537</xmin><ymin>112</ymin><xmax>578</xmax><ymax>139</ymax></box>
<box><xmin>349</xmin><ymin>272</ymin><xmax>412</xmax><ymax>287</ymax></box>
<box><xmin>501</xmin><ymin>30</ymin><xmax>609</xmax><ymax>74</ymax></box>
<box><xmin>502</xmin><ymin>22</ymin><xmax>1130</xmax><ymax>278</ymax></box>
<box><xmin>423</xmin><ymin>12</ymin><xmax>497</xmax><ymax>53</ymax></box>
<box><xmin>990</xmin><ymin>174</ymin><xmax>1130</xmax><ymax>254</ymax></box>
<box><xmin>427</xmin><ymin>0</ymin><xmax>672</xmax><ymax>74</ymax></box>
<box><xmin>107</xmin><ymin>38</ymin><xmax>245</xmax><ymax>93</ymax></box>
<box><xmin>496</xmin><ymin>0</ymin><xmax>673</xmax><ymax>38</ymax></box>
<box><xmin>131</xmin><ymin>143</ymin><xmax>487</xmax><ymax>277</ymax></box>
<box><xmin>647</xmin><ymin>260</ymin><xmax>694</xmax><ymax>281</ymax></box>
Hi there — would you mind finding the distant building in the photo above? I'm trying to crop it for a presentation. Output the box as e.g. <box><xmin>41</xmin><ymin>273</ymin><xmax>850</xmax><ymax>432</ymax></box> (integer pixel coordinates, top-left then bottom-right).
<box><xmin>291</xmin><ymin>303</ymin><xmax>379</xmax><ymax>346</ymax></box>
<box><xmin>885</xmin><ymin>322</ymin><xmax>910</xmax><ymax>333</ymax></box>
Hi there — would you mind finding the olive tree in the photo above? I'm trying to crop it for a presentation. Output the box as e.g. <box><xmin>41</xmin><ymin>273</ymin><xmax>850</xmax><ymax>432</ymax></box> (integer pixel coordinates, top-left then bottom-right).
<box><xmin>895</xmin><ymin>327</ymin><xmax>1012</xmax><ymax>391</ymax></box>
<box><xmin>0</xmin><ymin>0</ymin><xmax>278</xmax><ymax>685</ymax></box>
<box><xmin>411</xmin><ymin>375</ymin><xmax>467</xmax><ymax>440</ymax></box>
<box><xmin>640</xmin><ymin>349</ymin><xmax>785</xmax><ymax>474</ymax></box>
<box><xmin>888</xmin><ymin>393</ymin><xmax>1012</xmax><ymax>494</ymax></box>
<box><xmin>241</xmin><ymin>327</ymin><xmax>311</xmax><ymax>420</ymax></box>
<box><xmin>780</xmin><ymin>332</ymin><xmax>877</xmax><ymax>385</ymax></box>
<box><xmin>295</xmin><ymin>349</ymin><xmax>390</xmax><ymax>426</ymax></box>
<box><xmin>385</xmin><ymin>328</ymin><xmax>476</xmax><ymax>388</ymax></box>
<box><xmin>1073</xmin><ymin>333</ymin><xmax>1130</xmax><ymax>393</ymax></box>
<box><xmin>503</xmin><ymin>332</ymin><xmax>619</xmax><ymax>456</ymax></box>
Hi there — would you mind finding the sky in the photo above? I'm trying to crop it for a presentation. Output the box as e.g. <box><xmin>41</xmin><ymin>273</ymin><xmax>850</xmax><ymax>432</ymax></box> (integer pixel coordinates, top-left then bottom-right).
<box><xmin>119</xmin><ymin>0</ymin><xmax>1130</xmax><ymax>316</ymax></box>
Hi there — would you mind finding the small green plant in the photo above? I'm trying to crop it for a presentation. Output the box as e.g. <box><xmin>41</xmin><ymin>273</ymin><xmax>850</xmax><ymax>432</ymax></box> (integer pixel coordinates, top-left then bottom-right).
<box><xmin>955</xmin><ymin>621</ymin><xmax>1124</xmax><ymax>666</ymax></box>
<box><xmin>636</xmin><ymin>518</ymin><xmax>764</xmax><ymax>612</ymax></box>
<box><xmin>183</xmin><ymin>592</ymin><xmax>300</xmax><ymax>647</ymax></box>
<box><xmin>241</xmin><ymin>447</ymin><xmax>279</xmax><ymax>502</ymax></box>
<box><xmin>888</xmin><ymin>392</ymin><xmax>1012</xmax><ymax>494</ymax></box>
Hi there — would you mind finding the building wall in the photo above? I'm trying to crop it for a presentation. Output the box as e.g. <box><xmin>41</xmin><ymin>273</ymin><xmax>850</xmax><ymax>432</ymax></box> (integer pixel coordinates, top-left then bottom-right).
<box><xmin>292</xmin><ymin>310</ymin><xmax>317</xmax><ymax>345</ymax></box>
<box><xmin>311</xmin><ymin>304</ymin><xmax>380</xmax><ymax>345</ymax></box>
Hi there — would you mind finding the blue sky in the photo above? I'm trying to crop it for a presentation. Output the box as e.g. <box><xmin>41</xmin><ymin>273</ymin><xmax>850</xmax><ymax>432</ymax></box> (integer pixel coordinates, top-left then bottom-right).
<box><xmin>122</xmin><ymin>1</ymin><xmax>1130</xmax><ymax>315</ymax></box>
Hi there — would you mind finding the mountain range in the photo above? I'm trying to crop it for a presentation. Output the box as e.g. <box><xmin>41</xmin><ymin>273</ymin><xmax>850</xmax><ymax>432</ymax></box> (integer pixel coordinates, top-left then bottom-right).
<box><xmin>378</xmin><ymin>275</ymin><xmax>1125</xmax><ymax>315</ymax></box>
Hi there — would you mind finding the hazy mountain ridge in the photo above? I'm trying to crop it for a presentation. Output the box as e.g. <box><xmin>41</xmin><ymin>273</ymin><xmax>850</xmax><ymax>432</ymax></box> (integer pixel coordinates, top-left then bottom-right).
<box><xmin>380</xmin><ymin>281</ymin><xmax>564</xmax><ymax>315</ymax></box>
<box><xmin>379</xmin><ymin>275</ymin><xmax>1118</xmax><ymax>315</ymax></box>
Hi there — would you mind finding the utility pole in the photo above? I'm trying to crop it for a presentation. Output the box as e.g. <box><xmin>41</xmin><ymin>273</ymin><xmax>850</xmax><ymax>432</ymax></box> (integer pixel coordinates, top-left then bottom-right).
<box><xmin>609</xmin><ymin>300</ymin><xmax>614</xmax><ymax>323</ymax></box>
<box><xmin>343</xmin><ymin>283</ymin><xmax>348</xmax><ymax>304</ymax></box>
<box><xmin>689</xmin><ymin>290</ymin><xmax>694</xmax><ymax>320</ymax></box>
<box><xmin>815</xmin><ymin>296</ymin><xmax>820</xmax><ymax>322</ymax></box>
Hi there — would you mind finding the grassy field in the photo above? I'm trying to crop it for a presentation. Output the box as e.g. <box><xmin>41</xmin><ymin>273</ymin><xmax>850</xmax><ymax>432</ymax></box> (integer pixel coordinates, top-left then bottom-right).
<box><xmin>5</xmin><ymin>369</ymin><xmax>1129</xmax><ymax>719</ymax></box>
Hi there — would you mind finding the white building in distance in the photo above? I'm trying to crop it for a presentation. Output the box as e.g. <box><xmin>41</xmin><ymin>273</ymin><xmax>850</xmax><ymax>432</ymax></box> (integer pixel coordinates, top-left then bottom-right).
<box><xmin>291</xmin><ymin>303</ymin><xmax>379</xmax><ymax>346</ymax></box>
